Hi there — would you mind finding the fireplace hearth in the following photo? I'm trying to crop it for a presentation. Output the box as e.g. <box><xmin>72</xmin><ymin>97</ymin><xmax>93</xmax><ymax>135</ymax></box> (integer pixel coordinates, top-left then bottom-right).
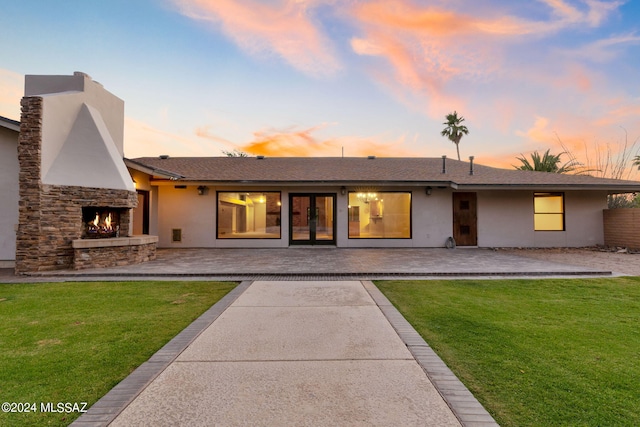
<box><xmin>82</xmin><ymin>207</ymin><xmax>123</xmax><ymax>239</ymax></box>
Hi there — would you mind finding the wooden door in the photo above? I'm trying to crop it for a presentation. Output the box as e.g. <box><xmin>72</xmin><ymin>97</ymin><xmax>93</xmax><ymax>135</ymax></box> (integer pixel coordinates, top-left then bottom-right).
<box><xmin>453</xmin><ymin>192</ymin><xmax>477</xmax><ymax>246</ymax></box>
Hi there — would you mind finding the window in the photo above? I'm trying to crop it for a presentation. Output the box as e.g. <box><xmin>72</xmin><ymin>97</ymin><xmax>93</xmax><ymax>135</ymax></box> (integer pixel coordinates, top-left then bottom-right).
<box><xmin>348</xmin><ymin>192</ymin><xmax>411</xmax><ymax>238</ymax></box>
<box><xmin>534</xmin><ymin>192</ymin><xmax>564</xmax><ymax>231</ymax></box>
<box><xmin>217</xmin><ymin>192</ymin><xmax>281</xmax><ymax>238</ymax></box>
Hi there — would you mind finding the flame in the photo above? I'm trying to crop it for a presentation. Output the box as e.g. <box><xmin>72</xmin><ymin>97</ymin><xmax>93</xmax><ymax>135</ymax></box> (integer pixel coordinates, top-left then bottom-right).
<box><xmin>104</xmin><ymin>213</ymin><xmax>112</xmax><ymax>231</ymax></box>
<box><xmin>92</xmin><ymin>213</ymin><xmax>99</xmax><ymax>227</ymax></box>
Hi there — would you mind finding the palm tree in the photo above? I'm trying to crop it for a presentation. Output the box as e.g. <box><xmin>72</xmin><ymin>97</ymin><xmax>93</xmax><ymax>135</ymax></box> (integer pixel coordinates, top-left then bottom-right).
<box><xmin>441</xmin><ymin>111</ymin><xmax>469</xmax><ymax>161</ymax></box>
<box><xmin>514</xmin><ymin>149</ymin><xmax>581</xmax><ymax>173</ymax></box>
<box><xmin>633</xmin><ymin>155</ymin><xmax>640</xmax><ymax>169</ymax></box>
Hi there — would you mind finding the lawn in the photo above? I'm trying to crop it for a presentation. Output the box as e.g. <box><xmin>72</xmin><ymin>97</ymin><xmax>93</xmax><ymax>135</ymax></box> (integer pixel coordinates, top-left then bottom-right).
<box><xmin>0</xmin><ymin>280</ymin><xmax>236</xmax><ymax>427</ymax></box>
<box><xmin>376</xmin><ymin>277</ymin><xmax>640</xmax><ymax>427</ymax></box>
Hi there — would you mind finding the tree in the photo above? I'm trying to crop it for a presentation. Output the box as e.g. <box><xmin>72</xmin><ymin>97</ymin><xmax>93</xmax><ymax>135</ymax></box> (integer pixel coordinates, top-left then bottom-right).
<box><xmin>634</xmin><ymin>155</ymin><xmax>640</xmax><ymax>170</ymax></box>
<box><xmin>441</xmin><ymin>111</ymin><xmax>469</xmax><ymax>161</ymax></box>
<box><xmin>514</xmin><ymin>149</ymin><xmax>581</xmax><ymax>173</ymax></box>
<box><xmin>222</xmin><ymin>150</ymin><xmax>249</xmax><ymax>157</ymax></box>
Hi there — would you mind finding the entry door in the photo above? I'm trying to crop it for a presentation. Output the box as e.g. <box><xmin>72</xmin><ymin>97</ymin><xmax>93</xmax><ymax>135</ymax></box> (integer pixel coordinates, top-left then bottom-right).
<box><xmin>453</xmin><ymin>192</ymin><xmax>477</xmax><ymax>246</ymax></box>
<box><xmin>290</xmin><ymin>194</ymin><xmax>336</xmax><ymax>245</ymax></box>
<box><xmin>132</xmin><ymin>190</ymin><xmax>149</xmax><ymax>235</ymax></box>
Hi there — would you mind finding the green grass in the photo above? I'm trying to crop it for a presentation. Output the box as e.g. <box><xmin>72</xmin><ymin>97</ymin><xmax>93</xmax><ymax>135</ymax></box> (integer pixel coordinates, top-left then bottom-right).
<box><xmin>376</xmin><ymin>277</ymin><xmax>640</xmax><ymax>427</ymax></box>
<box><xmin>0</xmin><ymin>281</ymin><xmax>236</xmax><ymax>427</ymax></box>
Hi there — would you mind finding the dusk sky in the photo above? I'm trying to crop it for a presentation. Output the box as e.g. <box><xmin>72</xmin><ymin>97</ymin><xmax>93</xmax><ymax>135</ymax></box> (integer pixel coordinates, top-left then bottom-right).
<box><xmin>1</xmin><ymin>0</ymin><xmax>639</xmax><ymax>176</ymax></box>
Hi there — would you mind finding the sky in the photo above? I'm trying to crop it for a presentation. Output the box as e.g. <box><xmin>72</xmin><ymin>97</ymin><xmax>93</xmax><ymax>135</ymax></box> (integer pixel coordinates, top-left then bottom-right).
<box><xmin>1</xmin><ymin>0</ymin><xmax>639</xmax><ymax>177</ymax></box>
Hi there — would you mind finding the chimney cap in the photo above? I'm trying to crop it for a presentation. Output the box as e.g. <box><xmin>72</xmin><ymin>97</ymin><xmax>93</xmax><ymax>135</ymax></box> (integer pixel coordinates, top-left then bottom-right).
<box><xmin>159</xmin><ymin>154</ymin><xmax>169</xmax><ymax>159</ymax></box>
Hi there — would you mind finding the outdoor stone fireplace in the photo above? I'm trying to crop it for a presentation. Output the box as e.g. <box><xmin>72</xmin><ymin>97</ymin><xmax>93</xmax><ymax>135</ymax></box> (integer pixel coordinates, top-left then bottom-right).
<box><xmin>14</xmin><ymin>73</ymin><xmax>157</xmax><ymax>274</ymax></box>
<box><xmin>82</xmin><ymin>207</ymin><xmax>125</xmax><ymax>239</ymax></box>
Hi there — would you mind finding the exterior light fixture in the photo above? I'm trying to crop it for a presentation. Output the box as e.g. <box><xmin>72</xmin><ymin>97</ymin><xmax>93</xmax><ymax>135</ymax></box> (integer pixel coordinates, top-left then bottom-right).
<box><xmin>426</xmin><ymin>186</ymin><xmax>432</xmax><ymax>196</ymax></box>
<box><xmin>197</xmin><ymin>185</ymin><xmax>208</xmax><ymax>196</ymax></box>
<box><xmin>341</xmin><ymin>186</ymin><xmax>347</xmax><ymax>195</ymax></box>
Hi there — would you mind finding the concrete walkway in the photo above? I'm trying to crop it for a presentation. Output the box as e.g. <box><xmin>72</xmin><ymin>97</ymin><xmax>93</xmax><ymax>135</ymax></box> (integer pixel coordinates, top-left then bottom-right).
<box><xmin>72</xmin><ymin>280</ymin><xmax>498</xmax><ymax>427</ymax></box>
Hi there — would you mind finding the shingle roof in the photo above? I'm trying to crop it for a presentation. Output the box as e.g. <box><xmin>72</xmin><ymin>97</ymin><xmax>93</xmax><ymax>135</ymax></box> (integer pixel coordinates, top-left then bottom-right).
<box><xmin>129</xmin><ymin>156</ymin><xmax>640</xmax><ymax>191</ymax></box>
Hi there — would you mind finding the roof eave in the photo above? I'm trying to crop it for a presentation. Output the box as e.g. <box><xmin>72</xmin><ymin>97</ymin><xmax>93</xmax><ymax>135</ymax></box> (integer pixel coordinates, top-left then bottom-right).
<box><xmin>125</xmin><ymin>158</ymin><xmax>184</xmax><ymax>180</ymax></box>
<box><xmin>0</xmin><ymin>116</ymin><xmax>20</xmax><ymax>132</ymax></box>
<box><xmin>149</xmin><ymin>179</ymin><xmax>460</xmax><ymax>189</ymax></box>
<box><xmin>456</xmin><ymin>184</ymin><xmax>640</xmax><ymax>192</ymax></box>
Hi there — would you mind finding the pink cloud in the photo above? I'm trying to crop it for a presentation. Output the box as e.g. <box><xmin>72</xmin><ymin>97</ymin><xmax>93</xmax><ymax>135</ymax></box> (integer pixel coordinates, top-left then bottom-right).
<box><xmin>348</xmin><ymin>0</ymin><xmax>626</xmax><ymax>125</ymax></box>
<box><xmin>510</xmin><ymin>108</ymin><xmax>640</xmax><ymax>180</ymax></box>
<box><xmin>171</xmin><ymin>0</ymin><xmax>341</xmax><ymax>76</ymax></box>
<box><xmin>541</xmin><ymin>0</ymin><xmax>623</xmax><ymax>27</ymax></box>
<box><xmin>238</xmin><ymin>124</ymin><xmax>419</xmax><ymax>157</ymax></box>
<box><xmin>124</xmin><ymin>117</ymin><xmax>229</xmax><ymax>158</ymax></box>
<box><xmin>559</xmin><ymin>32</ymin><xmax>640</xmax><ymax>62</ymax></box>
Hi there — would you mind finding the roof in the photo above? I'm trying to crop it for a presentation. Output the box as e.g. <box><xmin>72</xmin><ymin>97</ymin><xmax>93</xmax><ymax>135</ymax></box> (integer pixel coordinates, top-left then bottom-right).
<box><xmin>0</xmin><ymin>116</ymin><xmax>20</xmax><ymax>132</ymax></box>
<box><xmin>129</xmin><ymin>156</ymin><xmax>640</xmax><ymax>192</ymax></box>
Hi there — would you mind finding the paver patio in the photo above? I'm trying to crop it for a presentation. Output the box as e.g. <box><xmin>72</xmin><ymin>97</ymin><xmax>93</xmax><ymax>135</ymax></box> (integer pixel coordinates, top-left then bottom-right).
<box><xmin>7</xmin><ymin>247</ymin><xmax>613</xmax><ymax>282</ymax></box>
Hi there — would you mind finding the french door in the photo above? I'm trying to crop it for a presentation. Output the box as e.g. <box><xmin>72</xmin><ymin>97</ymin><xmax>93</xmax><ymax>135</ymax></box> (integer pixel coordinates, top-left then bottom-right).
<box><xmin>289</xmin><ymin>194</ymin><xmax>336</xmax><ymax>245</ymax></box>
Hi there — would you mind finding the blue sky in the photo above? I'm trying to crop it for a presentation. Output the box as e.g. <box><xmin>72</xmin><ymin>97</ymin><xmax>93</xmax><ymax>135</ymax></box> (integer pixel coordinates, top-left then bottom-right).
<box><xmin>1</xmin><ymin>0</ymin><xmax>639</xmax><ymax>176</ymax></box>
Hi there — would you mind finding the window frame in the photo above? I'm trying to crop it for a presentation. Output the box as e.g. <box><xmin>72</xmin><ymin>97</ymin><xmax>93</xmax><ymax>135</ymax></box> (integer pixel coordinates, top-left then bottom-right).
<box><xmin>347</xmin><ymin>191</ymin><xmax>412</xmax><ymax>239</ymax></box>
<box><xmin>216</xmin><ymin>191</ymin><xmax>282</xmax><ymax>239</ymax></box>
<box><xmin>533</xmin><ymin>192</ymin><xmax>565</xmax><ymax>231</ymax></box>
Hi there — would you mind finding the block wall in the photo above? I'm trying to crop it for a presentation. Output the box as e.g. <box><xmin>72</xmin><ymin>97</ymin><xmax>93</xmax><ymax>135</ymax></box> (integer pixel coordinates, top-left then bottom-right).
<box><xmin>603</xmin><ymin>208</ymin><xmax>640</xmax><ymax>250</ymax></box>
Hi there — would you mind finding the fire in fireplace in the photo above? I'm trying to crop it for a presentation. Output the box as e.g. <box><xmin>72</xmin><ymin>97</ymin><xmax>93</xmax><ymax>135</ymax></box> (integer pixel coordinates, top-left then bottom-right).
<box><xmin>82</xmin><ymin>207</ymin><xmax>121</xmax><ymax>239</ymax></box>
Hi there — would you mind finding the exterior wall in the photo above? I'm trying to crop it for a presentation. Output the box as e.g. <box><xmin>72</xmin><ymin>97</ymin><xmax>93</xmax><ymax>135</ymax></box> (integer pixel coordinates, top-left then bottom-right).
<box><xmin>0</xmin><ymin>126</ymin><xmax>19</xmax><ymax>265</ymax></box>
<box><xmin>478</xmin><ymin>190</ymin><xmax>606</xmax><ymax>247</ymax></box>
<box><xmin>16</xmin><ymin>96</ymin><xmax>138</xmax><ymax>274</ymax></box>
<box><xmin>603</xmin><ymin>208</ymin><xmax>640</xmax><ymax>249</ymax></box>
<box><xmin>151</xmin><ymin>185</ymin><xmax>609</xmax><ymax>249</ymax></box>
<box><xmin>154</xmin><ymin>185</ymin><xmax>453</xmax><ymax>249</ymax></box>
<box><xmin>37</xmin><ymin>91</ymin><xmax>132</xmax><ymax>191</ymax></box>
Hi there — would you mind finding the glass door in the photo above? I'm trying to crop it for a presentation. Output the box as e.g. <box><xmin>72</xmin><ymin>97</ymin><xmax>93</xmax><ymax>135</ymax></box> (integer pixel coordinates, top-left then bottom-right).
<box><xmin>290</xmin><ymin>194</ymin><xmax>336</xmax><ymax>245</ymax></box>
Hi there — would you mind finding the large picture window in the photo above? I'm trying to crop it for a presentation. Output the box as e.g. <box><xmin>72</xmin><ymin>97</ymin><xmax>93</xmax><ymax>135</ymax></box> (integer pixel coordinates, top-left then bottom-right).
<box><xmin>534</xmin><ymin>192</ymin><xmax>564</xmax><ymax>231</ymax></box>
<box><xmin>348</xmin><ymin>192</ymin><xmax>411</xmax><ymax>238</ymax></box>
<box><xmin>217</xmin><ymin>192</ymin><xmax>281</xmax><ymax>238</ymax></box>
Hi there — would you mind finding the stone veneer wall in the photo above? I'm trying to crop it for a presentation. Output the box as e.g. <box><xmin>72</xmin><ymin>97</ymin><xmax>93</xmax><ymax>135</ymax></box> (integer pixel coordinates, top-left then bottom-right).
<box><xmin>603</xmin><ymin>208</ymin><xmax>640</xmax><ymax>250</ymax></box>
<box><xmin>16</xmin><ymin>96</ymin><xmax>138</xmax><ymax>274</ymax></box>
<box><xmin>73</xmin><ymin>237</ymin><xmax>157</xmax><ymax>270</ymax></box>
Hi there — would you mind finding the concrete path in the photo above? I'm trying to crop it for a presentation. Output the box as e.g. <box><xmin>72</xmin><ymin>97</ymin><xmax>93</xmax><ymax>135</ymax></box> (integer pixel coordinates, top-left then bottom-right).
<box><xmin>72</xmin><ymin>280</ymin><xmax>497</xmax><ymax>426</ymax></box>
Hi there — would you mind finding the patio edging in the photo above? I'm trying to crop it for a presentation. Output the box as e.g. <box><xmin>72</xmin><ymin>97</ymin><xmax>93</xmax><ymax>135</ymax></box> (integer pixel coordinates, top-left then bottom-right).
<box><xmin>70</xmin><ymin>280</ymin><xmax>252</xmax><ymax>427</ymax></box>
<box><xmin>362</xmin><ymin>280</ymin><xmax>499</xmax><ymax>427</ymax></box>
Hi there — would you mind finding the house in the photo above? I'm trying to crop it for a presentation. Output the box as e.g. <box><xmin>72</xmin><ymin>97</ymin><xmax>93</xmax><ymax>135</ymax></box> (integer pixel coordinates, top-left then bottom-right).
<box><xmin>3</xmin><ymin>71</ymin><xmax>640</xmax><ymax>273</ymax></box>
<box><xmin>0</xmin><ymin>116</ymin><xmax>19</xmax><ymax>267</ymax></box>
<box><xmin>125</xmin><ymin>155</ymin><xmax>640</xmax><ymax>249</ymax></box>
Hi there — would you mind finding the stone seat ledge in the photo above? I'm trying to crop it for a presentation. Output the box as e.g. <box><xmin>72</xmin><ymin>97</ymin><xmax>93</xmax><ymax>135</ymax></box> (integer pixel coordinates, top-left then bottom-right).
<box><xmin>72</xmin><ymin>235</ymin><xmax>158</xmax><ymax>249</ymax></box>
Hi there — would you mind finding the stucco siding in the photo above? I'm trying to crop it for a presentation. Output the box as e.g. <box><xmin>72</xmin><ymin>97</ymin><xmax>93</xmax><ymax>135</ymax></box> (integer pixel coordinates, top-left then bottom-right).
<box><xmin>564</xmin><ymin>191</ymin><xmax>606</xmax><ymax>246</ymax></box>
<box><xmin>157</xmin><ymin>185</ymin><xmax>217</xmax><ymax>248</ymax></box>
<box><xmin>152</xmin><ymin>184</ymin><xmax>608</xmax><ymax>249</ymax></box>
<box><xmin>477</xmin><ymin>191</ymin><xmax>533</xmax><ymax>247</ymax></box>
<box><xmin>477</xmin><ymin>190</ymin><xmax>606</xmax><ymax>247</ymax></box>
<box><xmin>0</xmin><ymin>126</ymin><xmax>19</xmax><ymax>264</ymax></box>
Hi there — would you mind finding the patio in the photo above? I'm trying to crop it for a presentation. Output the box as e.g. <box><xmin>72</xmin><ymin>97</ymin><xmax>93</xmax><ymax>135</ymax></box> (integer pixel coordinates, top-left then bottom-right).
<box><xmin>3</xmin><ymin>247</ymin><xmax>614</xmax><ymax>282</ymax></box>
